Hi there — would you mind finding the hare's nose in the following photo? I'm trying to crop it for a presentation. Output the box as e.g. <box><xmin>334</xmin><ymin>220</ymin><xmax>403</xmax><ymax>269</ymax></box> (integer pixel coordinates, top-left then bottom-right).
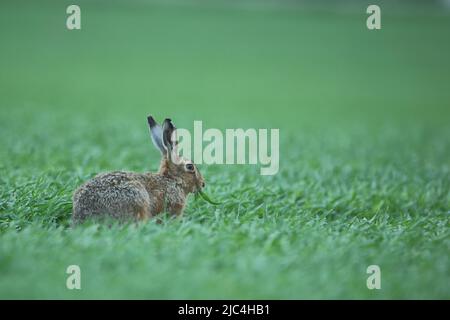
<box><xmin>202</xmin><ymin>182</ymin><xmax>205</xmax><ymax>188</ymax></box>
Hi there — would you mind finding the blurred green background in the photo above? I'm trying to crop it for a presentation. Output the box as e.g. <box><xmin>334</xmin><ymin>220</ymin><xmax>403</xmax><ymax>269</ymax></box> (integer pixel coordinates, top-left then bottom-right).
<box><xmin>0</xmin><ymin>0</ymin><xmax>449</xmax><ymax>299</ymax></box>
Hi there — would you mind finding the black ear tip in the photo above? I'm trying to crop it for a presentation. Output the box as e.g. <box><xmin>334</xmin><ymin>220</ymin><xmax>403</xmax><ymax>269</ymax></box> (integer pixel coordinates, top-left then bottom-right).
<box><xmin>163</xmin><ymin>118</ymin><xmax>175</xmax><ymax>129</ymax></box>
<box><xmin>147</xmin><ymin>115</ymin><xmax>156</xmax><ymax>127</ymax></box>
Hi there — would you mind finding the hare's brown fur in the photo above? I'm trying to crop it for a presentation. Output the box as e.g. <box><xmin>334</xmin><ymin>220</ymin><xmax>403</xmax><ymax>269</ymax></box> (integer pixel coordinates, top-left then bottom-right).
<box><xmin>72</xmin><ymin>117</ymin><xmax>205</xmax><ymax>225</ymax></box>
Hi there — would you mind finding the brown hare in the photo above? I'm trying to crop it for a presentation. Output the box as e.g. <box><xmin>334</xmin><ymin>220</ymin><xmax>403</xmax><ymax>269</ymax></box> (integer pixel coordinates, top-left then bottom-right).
<box><xmin>72</xmin><ymin>116</ymin><xmax>205</xmax><ymax>224</ymax></box>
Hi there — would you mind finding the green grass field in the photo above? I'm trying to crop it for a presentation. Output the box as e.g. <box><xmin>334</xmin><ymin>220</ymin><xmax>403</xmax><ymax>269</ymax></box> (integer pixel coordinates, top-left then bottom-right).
<box><xmin>0</xmin><ymin>1</ymin><xmax>449</xmax><ymax>299</ymax></box>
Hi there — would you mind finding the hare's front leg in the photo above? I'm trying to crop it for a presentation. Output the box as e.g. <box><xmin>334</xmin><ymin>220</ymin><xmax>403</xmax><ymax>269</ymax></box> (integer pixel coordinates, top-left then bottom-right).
<box><xmin>167</xmin><ymin>202</ymin><xmax>186</xmax><ymax>217</ymax></box>
<box><xmin>147</xmin><ymin>191</ymin><xmax>166</xmax><ymax>217</ymax></box>
<box><xmin>162</xmin><ymin>185</ymin><xmax>187</xmax><ymax>217</ymax></box>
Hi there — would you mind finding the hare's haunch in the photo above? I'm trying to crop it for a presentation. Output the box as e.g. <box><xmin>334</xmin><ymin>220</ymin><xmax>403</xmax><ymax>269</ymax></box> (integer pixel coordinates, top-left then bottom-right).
<box><xmin>72</xmin><ymin>116</ymin><xmax>205</xmax><ymax>224</ymax></box>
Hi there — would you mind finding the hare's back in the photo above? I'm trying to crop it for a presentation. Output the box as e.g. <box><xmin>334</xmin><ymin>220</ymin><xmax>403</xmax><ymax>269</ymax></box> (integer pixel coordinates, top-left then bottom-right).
<box><xmin>72</xmin><ymin>171</ymin><xmax>149</xmax><ymax>222</ymax></box>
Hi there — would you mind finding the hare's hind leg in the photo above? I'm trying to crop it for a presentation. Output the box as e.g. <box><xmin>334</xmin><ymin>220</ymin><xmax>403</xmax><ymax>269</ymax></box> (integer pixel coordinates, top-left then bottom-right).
<box><xmin>136</xmin><ymin>206</ymin><xmax>151</xmax><ymax>221</ymax></box>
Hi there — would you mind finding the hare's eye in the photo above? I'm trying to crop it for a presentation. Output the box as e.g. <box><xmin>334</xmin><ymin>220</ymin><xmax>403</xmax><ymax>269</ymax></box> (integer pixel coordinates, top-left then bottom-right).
<box><xmin>185</xmin><ymin>163</ymin><xmax>194</xmax><ymax>171</ymax></box>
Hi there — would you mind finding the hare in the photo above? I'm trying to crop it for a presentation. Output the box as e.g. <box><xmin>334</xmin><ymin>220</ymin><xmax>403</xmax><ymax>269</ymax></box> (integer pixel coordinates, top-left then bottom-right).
<box><xmin>72</xmin><ymin>116</ymin><xmax>205</xmax><ymax>224</ymax></box>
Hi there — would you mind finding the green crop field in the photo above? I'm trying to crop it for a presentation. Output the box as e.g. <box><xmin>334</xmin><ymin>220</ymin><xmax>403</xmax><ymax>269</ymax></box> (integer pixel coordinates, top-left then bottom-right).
<box><xmin>0</xmin><ymin>1</ymin><xmax>449</xmax><ymax>299</ymax></box>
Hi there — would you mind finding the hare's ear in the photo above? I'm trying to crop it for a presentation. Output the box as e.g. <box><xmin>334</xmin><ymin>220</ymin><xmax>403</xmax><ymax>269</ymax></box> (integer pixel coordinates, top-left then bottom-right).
<box><xmin>147</xmin><ymin>115</ymin><xmax>166</xmax><ymax>154</ymax></box>
<box><xmin>162</xmin><ymin>118</ymin><xmax>177</xmax><ymax>160</ymax></box>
